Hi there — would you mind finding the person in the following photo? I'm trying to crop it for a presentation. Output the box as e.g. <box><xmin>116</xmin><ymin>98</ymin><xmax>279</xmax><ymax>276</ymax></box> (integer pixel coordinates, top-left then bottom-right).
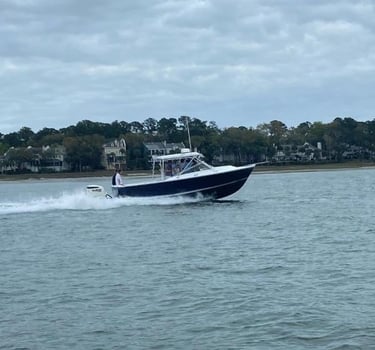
<box><xmin>112</xmin><ymin>168</ymin><xmax>124</xmax><ymax>186</ymax></box>
<box><xmin>165</xmin><ymin>161</ymin><xmax>172</xmax><ymax>176</ymax></box>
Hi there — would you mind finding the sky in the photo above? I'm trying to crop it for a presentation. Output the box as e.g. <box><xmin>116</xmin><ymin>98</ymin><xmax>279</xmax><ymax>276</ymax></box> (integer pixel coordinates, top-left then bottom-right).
<box><xmin>1</xmin><ymin>0</ymin><xmax>375</xmax><ymax>134</ymax></box>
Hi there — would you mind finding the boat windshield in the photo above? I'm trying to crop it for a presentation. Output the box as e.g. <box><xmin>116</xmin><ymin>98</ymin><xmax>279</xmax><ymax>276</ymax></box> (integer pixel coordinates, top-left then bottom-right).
<box><xmin>152</xmin><ymin>153</ymin><xmax>212</xmax><ymax>178</ymax></box>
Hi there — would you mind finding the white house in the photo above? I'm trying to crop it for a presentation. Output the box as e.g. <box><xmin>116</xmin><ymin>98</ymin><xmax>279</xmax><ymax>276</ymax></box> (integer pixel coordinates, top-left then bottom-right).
<box><xmin>103</xmin><ymin>138</ymin><xmax>127</xmax><ymax>170</ymax></box>
<box><xmin>144</xmin><ymin>141</ymin><xmax>185</xmax><ymax>157</ymax></box>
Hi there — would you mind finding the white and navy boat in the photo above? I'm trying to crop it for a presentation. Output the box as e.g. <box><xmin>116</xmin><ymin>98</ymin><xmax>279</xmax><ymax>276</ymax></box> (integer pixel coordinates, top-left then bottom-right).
<box><xmin>111</xmin><ymin>149</ymin><xmax>256</xmax><ymax>200</ymax></box>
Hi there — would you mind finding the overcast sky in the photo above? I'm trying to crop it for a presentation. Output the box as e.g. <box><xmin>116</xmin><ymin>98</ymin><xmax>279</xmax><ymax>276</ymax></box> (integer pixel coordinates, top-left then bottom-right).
<box><xmin>1</xmin><ymin>0</ymin><xmax>375</xmax><ymax>134</ymax></box>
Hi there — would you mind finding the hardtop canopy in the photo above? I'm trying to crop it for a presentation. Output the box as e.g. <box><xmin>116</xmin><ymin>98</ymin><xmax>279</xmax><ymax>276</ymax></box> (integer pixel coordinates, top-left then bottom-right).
<box><xmin>152</xmin><ymin>151</ymin><xmax>203</xmax><ymax>162</ymax></box>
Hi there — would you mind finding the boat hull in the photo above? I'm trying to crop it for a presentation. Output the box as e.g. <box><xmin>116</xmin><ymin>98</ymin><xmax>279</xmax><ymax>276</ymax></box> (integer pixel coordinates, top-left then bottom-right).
<box><xmin>113</xmin><ymin>164</ymin><xmax>255</xmax><ymax>200</ymax></box>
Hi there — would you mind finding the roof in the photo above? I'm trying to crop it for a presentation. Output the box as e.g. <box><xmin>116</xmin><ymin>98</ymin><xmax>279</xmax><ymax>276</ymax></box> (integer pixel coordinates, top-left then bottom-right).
<box><xmin>103</xmin><ymin>138</ymin><xmax>126</xmax><ymax>148</ymax></box>
<box><xmin>152</xmin><ymin>151</ymin><xmax>202</xmax><ymax>161</ymax></box>
<box><xmin>144</xmin><ymin>142</ymin><xmax>185</xmax><ymax>151</ymax></box>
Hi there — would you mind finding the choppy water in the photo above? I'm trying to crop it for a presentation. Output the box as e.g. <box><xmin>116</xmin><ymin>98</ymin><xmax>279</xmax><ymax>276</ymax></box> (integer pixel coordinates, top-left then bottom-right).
<box><xmin>1</xmin><ymin>168</ymin><xmax>375</xmax><ymax>349</ymax></box>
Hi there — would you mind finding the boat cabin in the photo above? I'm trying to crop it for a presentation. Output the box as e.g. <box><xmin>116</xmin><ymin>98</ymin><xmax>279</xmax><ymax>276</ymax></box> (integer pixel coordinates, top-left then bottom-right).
<box><xmin>151</xmin><ymin>150</ymin><xmax>212</xmax><ymax>179</ymax></box>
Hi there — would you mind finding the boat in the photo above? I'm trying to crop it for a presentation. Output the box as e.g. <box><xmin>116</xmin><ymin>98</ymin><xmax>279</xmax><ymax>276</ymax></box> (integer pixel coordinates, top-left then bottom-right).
<box><xmin>111</xmin><ymin>149</ymin><xmax>256</xmax><ymax>200</ymax></box>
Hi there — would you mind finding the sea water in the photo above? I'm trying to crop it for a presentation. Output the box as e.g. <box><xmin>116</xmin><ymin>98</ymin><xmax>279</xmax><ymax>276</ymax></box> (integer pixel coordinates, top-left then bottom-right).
<box><xmin>0</xmin><ymin>168</ymin><xmax>375</xmax><ymax>349</ymax></box>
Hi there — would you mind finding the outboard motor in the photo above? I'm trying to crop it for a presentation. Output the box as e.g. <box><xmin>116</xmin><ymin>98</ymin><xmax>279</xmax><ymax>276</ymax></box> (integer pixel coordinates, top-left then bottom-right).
<box><xmin>86</xmin><ymin>185</ymin><xmax>112</xmax><ymax>199</ymax></box>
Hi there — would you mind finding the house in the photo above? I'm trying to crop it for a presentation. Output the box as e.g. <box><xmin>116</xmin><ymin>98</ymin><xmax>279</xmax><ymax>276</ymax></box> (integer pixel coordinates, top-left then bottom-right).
<box><xmin>38</xmin><ymin>145</ymin><xmax>70</xmax><ymax>172</ymax></box>
<box><xmin>273</xmin><ymin>142</ymin><xmax>323</xmax><ymax>162</ymax></box>
<box><xmin>103</xmin><ymin>138</ymin><xmax>127</xmax><ymax>170</ymax></box>
<box><xmin>144</xmin><ymin>141</ymin><xmax>185</xmax><ymax>157</ymax></box>
<box><xmin>0</xmin><ymin>145</ymin><xmax>70</xmax><ymax>173</ymax></box>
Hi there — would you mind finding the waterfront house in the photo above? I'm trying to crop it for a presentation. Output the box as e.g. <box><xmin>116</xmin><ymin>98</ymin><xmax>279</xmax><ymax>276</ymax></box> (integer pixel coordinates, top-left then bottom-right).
<box><xmin>102</xmin><ymin>138</ymin><xmax>127</xmax><ymax>170</ymax></box>
<box><xmin>144</xmin><ymin>141</ymin><xmax>185</xmax><ymax>157</ymax></box>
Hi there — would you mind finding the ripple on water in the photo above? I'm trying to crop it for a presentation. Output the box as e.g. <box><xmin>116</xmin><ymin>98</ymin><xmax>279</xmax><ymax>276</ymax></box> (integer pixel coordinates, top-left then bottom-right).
<box><xmin>1</xmin><ymin>169</ymin><xmax>375</xmax><ymax>349</ymax></box>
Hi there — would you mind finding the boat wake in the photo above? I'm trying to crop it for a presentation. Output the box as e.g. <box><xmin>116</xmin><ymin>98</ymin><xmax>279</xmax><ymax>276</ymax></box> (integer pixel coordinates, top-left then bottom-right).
<box><xmin>0</xmin><ymin>190</ymin><xmax>208</xmax><ymax>215</ymax></box>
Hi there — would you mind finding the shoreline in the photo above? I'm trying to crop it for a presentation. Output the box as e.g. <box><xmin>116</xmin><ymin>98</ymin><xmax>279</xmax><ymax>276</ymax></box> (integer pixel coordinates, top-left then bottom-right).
<box><xmin>0</xmin><ymin>170</ymin><xmax>151</xmax><ymax>182</ymax></box>
<box><xmin>0</xmin><ymin>162</ymin><xmax>374</xmax><ymax>181</ymax></box>
<box><xmin>254</xmin><ymin>162</ymin><xmax>375</xmax><ymax>174</ymax></box>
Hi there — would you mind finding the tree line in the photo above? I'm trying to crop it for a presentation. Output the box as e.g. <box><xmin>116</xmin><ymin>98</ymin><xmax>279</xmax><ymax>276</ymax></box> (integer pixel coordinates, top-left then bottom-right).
<box><xmin>1</xmin><ymin>116</ymin><xmax>375</xmax><ymax>171</ymax></box>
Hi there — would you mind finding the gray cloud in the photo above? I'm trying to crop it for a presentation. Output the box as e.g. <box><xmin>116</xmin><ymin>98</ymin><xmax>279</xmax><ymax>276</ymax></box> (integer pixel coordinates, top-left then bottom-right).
<box><xmin>1</xmin><ymin>0</ymin><xmax>375</xmax><ymax>133</ymax></box>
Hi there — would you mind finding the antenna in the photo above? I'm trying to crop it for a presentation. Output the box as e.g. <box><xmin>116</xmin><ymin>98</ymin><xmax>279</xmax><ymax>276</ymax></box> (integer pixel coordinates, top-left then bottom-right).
<box><xmin>185</xmin><ymin>117</ymin><xmax>192</xmax><ymax>151</ymax></box>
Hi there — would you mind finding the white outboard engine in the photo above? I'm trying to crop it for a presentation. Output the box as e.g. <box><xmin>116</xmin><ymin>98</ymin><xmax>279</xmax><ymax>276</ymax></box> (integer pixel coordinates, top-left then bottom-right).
<box><xmin>86</xmin><ymin>185</ymin><xmax>112</xmax><ymax>199</ymax></box>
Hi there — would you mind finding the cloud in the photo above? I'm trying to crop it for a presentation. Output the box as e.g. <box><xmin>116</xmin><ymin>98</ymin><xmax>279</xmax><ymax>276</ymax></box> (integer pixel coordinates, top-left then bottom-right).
<box><xmin>1</xmin><ymin>0</ymin><xmax>375</xmax><ymax>133</ymax></box>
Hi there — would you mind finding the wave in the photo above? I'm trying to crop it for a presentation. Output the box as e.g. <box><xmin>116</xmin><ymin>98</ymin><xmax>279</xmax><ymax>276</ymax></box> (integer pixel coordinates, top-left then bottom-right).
<box><xmin>0</xmin><ymin>190</ymin><xmax>206</xmax><ymax>215</ymax></box>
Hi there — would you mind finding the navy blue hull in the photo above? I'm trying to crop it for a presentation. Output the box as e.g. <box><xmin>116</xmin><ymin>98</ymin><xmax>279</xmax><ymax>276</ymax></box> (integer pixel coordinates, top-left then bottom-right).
<box><xmin>114</xmin><ymin>165</ymin><xmax>255</xmax><ymax>199</ymax></box>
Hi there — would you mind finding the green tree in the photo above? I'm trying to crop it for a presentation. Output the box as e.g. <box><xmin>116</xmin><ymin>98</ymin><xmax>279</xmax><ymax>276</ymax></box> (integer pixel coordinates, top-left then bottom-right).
<box><xmin>63</xmin><ymin>134</ymin><xmax>105</xmax><ymax>171</ymax></box>
<box><xmin>365</xmin><ymin>119</ymin><xmax>375</xmax><ymax>151</ymax></box>
<box><xmin>102</xmin><ymin>120</ymin><xmax>131</xmax><ymax>139</ymax></box>
<box><xmin>33</xmin><ymin>127</ymin><xmax>61</xmax><ymax>146</ymax></box>
<box><xmin>0</xmin><ymin>142</ymin><xmax>7</xmax><ymax>155</ymax></box>
<box><xmin>143</xmin><ymin>118</ymin><xmax>158</xmax><ymax>135</ymax></box>
<box><xmin>256</xmin><ymin>120</ymin><xmax>288</xmax><ymax>154</ymax></box>
<box><xmin>5</xmin><ymin>147</ymin><xmax>35</xmax><ymax>171</ymax></box>
<box><xmin>130</xmin><ymin>121</ymin><xmax>144</xmax><ymax>134</ymax></box>
<box><xmin>307</xmin><ymin>121</ymin><xmax>327</xmax><ymax>146</ymax></box>
<box><xmin>3</xmin><ymin>132</ymin><xmax>23</xmax><ymax>147</ymax></box>
<box><xmin>287</xmin><ymin>122</ymin><xmax>312</xmax><ymax>146</ymax></box>
<box><xmin>219</xmin><ymin>127</ymin><xmax>246</xmax><ymax>164</ymax></box>
<box><xmin>18</xmin><ymin>127</ymin><xmax>35</xmax><ymax>145</ymax></box>
<box><xmin>74</xmin><ymin>120</ymin><xmax>106</xmax><ymax>136</ymax></box>
<box><xmin>125</xmin><ymin>133</ymin><xmax>148</xmax><ymax>170</ymax></box>
<box><xmin>32</xmin><ymin>127</ymin><xmax>63</xmax><ymax>147</ymax></box>
<box><xmin>158</xmin><ymin>117</ymin><xmax>179</xmax><ymax>142</ymax></box>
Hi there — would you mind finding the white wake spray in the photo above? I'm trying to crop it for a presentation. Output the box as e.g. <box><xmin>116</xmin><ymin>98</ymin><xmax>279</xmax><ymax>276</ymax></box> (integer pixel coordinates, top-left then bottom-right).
<box><xmin>0</xmin><ymin>189</ymin><xmax>205</xmax><ymax>215</ymax></box>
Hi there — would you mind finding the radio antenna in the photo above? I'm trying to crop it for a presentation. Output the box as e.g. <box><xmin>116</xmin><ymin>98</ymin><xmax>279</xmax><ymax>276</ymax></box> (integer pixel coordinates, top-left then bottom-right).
<box><xmin>186</xmin><ymin>117</ymin><xmax>192</xmax><ymax>151</ymax></box>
